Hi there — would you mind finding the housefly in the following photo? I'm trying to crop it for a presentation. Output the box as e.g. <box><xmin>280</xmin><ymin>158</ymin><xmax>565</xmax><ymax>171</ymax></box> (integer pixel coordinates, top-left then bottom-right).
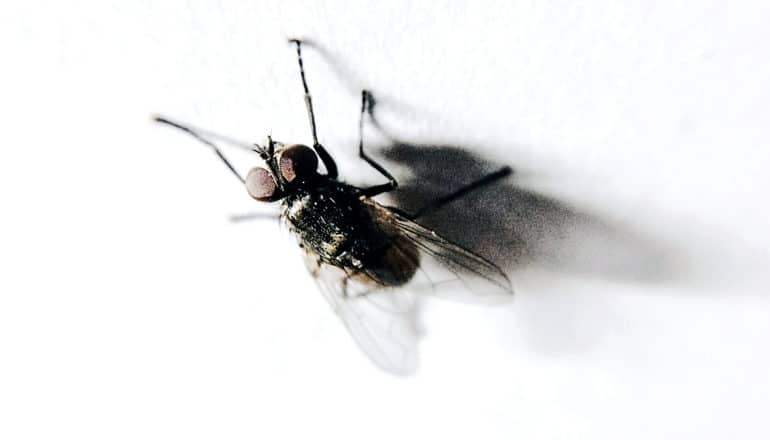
<box><xmin>154</xmin><ymin>40</ymin><xmax>513</xmax><ymax>375</ymax></box>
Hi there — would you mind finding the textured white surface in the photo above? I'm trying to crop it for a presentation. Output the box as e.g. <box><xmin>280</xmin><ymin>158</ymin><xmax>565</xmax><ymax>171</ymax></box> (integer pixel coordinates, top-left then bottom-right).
<box><xmin>2</xmin><ymin>1</ymin><xmax>770</xmax><ymax>439</ymax></box>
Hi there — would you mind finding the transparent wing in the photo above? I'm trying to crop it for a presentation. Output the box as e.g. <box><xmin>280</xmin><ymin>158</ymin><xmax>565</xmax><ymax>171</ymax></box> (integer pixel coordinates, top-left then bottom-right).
<box><xmin>304</xmin><ymin>253</ymin><xmax>421</xmax><ymax>376</ymax></box>
<box><xmin>302</xmin><ymin>199</ymin><xmax>513</xmax><ymax>375</ymax></box>
<box><xmin>365</xmin><ymin>198</ymin><xmax>514</xmax><ymax>303</ymax></box>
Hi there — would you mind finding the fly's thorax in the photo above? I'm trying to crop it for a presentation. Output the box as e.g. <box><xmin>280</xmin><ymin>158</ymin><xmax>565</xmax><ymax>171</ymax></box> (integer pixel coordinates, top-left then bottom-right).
<box><xmin>281</xmin><ymin>185</ymin><xmax>361</xmax><ymax>260</ymax></box>
<box><xmin>280</xmin><ymin>184</ymin><xmax>392</xmax><ymax>266</ymax></box>
<box><xmin>281</xmin><ymin>191</ymin><xmax>313</xmax><ymax>226</ymax></box>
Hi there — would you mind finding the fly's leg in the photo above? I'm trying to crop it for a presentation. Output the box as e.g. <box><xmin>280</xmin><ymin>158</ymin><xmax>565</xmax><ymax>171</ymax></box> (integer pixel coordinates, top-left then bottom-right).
<box><xmin>289</xmin><ymin>39</ymin><xmax>338</xmax><ymax>178</ymax></box>
<box><xmin>228</xmin><ymin>212</ymin><xmax>281</xmax><ymax>223</ymax></box>
<box><xmin>154</xmin><ymin>116</ymin><xmax>246</xmax><ymax>184</ymax></box>
<box><xmin>359</xmin><ymin>90</ymin><xmax>399</xmax><ymax>197</ymax></box>
<box><xmin>341</xmin><ymin>276</ymin><xmax>351</xmax><ymax>299</ymax></box>
<box><xmin>406</xmin><ymin>166</ymin><xmax>512</xmax><ymax>219</ymax></box>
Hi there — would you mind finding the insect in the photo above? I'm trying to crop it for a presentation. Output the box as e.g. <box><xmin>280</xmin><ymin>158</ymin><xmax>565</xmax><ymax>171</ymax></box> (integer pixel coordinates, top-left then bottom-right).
<box><xmin>154</xmin><ymin>39</ymin><xmax>513</xmax><ymax>374</ymax></box>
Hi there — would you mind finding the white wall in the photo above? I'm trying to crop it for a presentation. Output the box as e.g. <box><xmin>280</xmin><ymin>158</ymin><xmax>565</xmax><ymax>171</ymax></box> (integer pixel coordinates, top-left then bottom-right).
<box><xmin>1</xmin><ymin>1</ymin><xmax>769</xmax><ymax>439</ymax></box>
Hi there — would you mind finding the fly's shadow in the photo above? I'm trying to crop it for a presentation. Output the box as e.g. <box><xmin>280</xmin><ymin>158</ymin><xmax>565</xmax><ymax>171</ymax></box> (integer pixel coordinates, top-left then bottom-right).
<box><xmin>359</xmin><ymin>94</ymin><xmax>676</xmax><ymax>284</ymax></box>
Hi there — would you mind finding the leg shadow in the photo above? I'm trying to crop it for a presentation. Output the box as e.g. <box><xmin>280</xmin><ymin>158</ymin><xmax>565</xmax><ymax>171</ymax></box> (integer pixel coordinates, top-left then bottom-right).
<box><xmin>350</xmin><ymin>91</ymin><xmax>678</xmax><ymax>284</ymax></box>
<box><xmin>379</xmin><ymin>142</ymin><xmax>679</xmax><ymax>284</ymax></box>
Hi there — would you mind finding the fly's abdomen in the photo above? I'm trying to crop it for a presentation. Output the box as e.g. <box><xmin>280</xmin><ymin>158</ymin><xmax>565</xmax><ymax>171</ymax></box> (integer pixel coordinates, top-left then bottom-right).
<box><xmin>357</xmin><ymin>235</ymin><xmax>420</xmax><ymax>287</ymax></box>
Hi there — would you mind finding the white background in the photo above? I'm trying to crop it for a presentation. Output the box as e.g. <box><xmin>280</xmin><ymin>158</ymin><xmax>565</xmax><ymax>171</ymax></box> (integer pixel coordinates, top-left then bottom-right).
<box><xmin>2</xmin><ymin>1</ymin><xmax>770</xmax><ymax>439</ymax></box>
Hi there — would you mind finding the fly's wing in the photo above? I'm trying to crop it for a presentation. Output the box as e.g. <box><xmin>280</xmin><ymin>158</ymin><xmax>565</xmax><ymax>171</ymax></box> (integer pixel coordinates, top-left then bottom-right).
<box><xmin>364</xmin><ymin>199</ymin><xmax>514</xmax><ymax>303</ymax></box>
<box><xmin>304</xmin><ymin>253</ymin><xmax>420</xmax><ymax>376</ymax></box>
<box><xmin>302</xmin><ymin>199</ymin><xmax>512</xmax><ymax>375</ymax></box>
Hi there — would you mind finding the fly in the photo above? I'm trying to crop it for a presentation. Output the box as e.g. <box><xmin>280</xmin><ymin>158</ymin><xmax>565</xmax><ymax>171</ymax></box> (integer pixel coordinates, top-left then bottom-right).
<box><xmin>154</xmin><ymin>39</ymin><xmax>513</xmax><ymax>375</ymax></box>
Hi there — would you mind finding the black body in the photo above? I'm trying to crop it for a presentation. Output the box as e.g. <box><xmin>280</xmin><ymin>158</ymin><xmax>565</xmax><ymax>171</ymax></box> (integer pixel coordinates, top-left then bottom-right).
<box><xmin>282</xmin><ymin>178</ymin><xmax>418</xmax><ymax>288</ymax></box>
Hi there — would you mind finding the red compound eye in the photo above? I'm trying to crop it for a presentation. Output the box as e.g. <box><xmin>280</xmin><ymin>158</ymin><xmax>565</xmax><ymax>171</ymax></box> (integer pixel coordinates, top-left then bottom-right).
<box><xmin>279</xmin><ymin>145</ymin><xmax>319</xmax><ymax>183</ymax></box>
<box><xmin>245</xmin><ymin>167</ymin><xmax>278</xmax><ymax>201</ymax></box>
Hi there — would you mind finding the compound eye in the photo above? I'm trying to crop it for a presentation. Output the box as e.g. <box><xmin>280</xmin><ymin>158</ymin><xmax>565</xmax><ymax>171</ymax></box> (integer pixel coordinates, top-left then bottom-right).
<box><xmin>245</xmin><ymin>167</ymin><xmax>278</xmax><ymax>201</ymax></box>
<box><xmin>279</xmin><ymin>145</ymin><xmax>319</xmax><ymax>183</ymax></box>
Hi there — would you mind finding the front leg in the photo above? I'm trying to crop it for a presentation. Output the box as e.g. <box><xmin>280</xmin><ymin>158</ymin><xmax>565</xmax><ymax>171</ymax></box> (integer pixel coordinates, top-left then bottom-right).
<box><xmin>289</xmin><ymin>39</ymin><xmax>338</xmax><ymax>179</ymax></box>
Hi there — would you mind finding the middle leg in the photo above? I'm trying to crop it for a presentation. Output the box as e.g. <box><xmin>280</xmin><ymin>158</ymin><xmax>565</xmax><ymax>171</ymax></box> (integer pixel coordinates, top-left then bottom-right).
<box><xmin>359</xmin><ymin>90</ymin><xmax>399</xmax><ymax>197</ymax></box>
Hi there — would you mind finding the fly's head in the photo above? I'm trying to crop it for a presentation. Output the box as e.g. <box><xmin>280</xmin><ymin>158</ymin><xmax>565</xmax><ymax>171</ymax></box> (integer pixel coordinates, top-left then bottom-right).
<box><xmin>245</xmin><ymin>137</ymin><xmax>320</xmax><ymax>202</ymax></box>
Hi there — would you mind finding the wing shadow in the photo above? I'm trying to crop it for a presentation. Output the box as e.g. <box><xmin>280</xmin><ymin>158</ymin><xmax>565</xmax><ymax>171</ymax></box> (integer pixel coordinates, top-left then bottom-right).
<box><xmin>379</xmin><ymin>142</ymin><xmax>678</xmax><ymax>284</ymax></box>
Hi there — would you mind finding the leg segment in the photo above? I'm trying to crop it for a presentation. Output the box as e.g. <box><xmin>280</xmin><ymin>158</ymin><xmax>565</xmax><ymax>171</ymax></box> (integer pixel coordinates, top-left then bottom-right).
<box><xmin>359</xmin><ymin>90</ymin><xmax>399</xmax><ymax>197</ymax></box>
<box><xmin>228</xmin><ymin>212</ymin><xmax>281</xmax><ymax>223</ymax></box>
<box><xmin>289</xmin><ymin>39</ymin><xmax>338</xmax><ymax>178</ymax></box>
<box><xmin>154</xmin><ymin>116</ymin><xmax>245</xmax><ymax>184</ymax></box>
